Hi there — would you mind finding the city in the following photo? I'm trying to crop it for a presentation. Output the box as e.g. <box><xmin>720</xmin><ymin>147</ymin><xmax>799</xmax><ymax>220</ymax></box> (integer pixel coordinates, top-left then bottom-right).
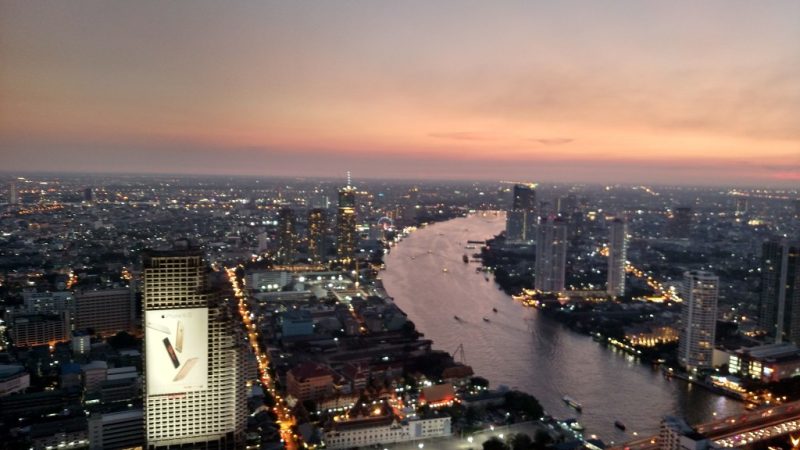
<box><xmin>1</xmin><ymin>1</ymin><xmax>799</xmax><ymax>450</ymax></box>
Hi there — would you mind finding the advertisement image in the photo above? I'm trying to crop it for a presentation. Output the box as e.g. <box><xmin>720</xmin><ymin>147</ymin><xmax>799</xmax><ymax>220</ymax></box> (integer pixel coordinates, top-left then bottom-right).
<box><xmin>145</xmin><ymin>308</ymin><xmax>208</xmax><ymax>395</ymax></box>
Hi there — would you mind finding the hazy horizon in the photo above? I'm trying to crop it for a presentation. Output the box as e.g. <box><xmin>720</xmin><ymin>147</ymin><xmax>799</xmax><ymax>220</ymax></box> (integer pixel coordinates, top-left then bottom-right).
<box><xmin>2</xmin><ymin>1</ymin><xmax>798</xmax><ymax>187</ymax></box>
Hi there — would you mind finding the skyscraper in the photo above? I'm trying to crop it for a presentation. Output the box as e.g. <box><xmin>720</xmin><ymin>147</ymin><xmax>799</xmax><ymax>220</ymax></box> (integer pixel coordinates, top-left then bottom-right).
<box><xmin>506</xmin><ymin>183</ymin><xmax>537</xmax><ymax>243</ymax></box>
<box><xmin>308</xmin><ymin>208</ymin><xmax>327</xmax><ymax>263</ymax></box>
<box><xmin>277</xmin><ymin>208</ymin><xmax>297</xmax><ymax>264</ymax></box>
<box><xmin>678</xmin><ymin>270</ymin><xmax>718</xmax><ymax>372</ymax></box>
<box><xmin>534</xmin><ymin>217</ymin><xmax>567</xmax><ymax>292</ymax></box>
<box><xmin>759</xmin><ymin>240</ymin><xmax>800</xmax><ymax>345</ymax></box>
<box><xmin>607</xmin><ymin>218</ymin><xmax>628</xmax><ymax>298</ymax></box>
<box><xmin>142</xmin><ymin>247</ymin><xmax>246</xmax><ymax>448</ymax></box>
<box><xmin>8</xmin><ymin>180</ymin><xmax>18</xmax><ymax>205</ymax></box>
<box><xmin>336</xmin><ymin>182</ymin><xmax>357</xmax><ymax>263</ymax></box>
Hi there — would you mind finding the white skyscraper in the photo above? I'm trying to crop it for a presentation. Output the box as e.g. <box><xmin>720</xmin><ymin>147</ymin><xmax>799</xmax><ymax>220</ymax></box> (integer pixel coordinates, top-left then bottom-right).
<box><xmin>535</xmin><ymin>217</ymin><xmax>567</xmax><ymax>292</ymax></box>
<box><xmin>143</xmin><ymin>247</ymin><xmax>246</xmax><ymax>449</ymax></box>
<box><xmin>678</xmin><ymin>270</ymin><xmax>719</xmax><ymax>373</ymax></box>
<box><xmin>607</xmin><ymin>218</ymin><xmax>628</xmax><ymax>298</ymax></box>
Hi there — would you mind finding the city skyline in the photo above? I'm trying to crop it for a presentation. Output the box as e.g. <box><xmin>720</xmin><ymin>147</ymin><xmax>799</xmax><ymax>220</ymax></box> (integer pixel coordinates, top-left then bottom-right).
<box><xmin>2</xmin><ymin>1</ymin><xmax>799</xmax><ymax>186</ymax></box>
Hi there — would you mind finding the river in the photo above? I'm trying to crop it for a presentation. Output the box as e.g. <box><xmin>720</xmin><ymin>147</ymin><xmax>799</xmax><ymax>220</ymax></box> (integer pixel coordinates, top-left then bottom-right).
<box><xmin>380</xmin><ymin>211</ymin><xmax>742</xmax><ymax>444</ymax></box>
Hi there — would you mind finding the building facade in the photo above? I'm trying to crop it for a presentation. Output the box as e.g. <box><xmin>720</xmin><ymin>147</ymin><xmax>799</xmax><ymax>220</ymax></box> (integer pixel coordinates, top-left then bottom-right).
<box><xmin>678</xmin><ymin>270</ymin><xmax>719</xmax><ymax>372</ymax></box>
<box><xmin>336</xmin><ymin>185</ymin><xmax>357</xmax><ymax>263</ymax></box>
<box><xmin>607</xmin><ymin>218</ymin><xmax>628</xmax><ymax>298</ymax></box>
<box><xmin>142</xmin><ymin>248</ymin><xmax>246</xmax><ymax>449</ymax></box>
<box><xmin>759</xmin><ymin>239</ymin><xmax>800</xmax><ymax>345</ymax></box>
<box><xmin>307</xmin><ymin>208</ymin><xmax>327</xmax><ymax>262</ymax></box>
<box><xmin>277</xmin><ymin>207</ymin><xmax>297</xmax><ymax>264</ymax></box>
<box><xmin>74</xmin><ymin>288</ymin><xmax>135</xmax><ymax>336</ymax></box>
<box><xmin>534</xmin><ymin>217</ymin><xmax>567</xmax><ymax>292</ymax></box>
<box><xmin>506</xmin><ymin>183</ymin><xmax>537</xmax><ymax>243</ymax></box>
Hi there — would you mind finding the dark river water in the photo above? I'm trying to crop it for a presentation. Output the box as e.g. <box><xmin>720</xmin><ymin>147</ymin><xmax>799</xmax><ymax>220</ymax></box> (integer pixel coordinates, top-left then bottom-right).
<box><xmin>380</xmin><ymin>212</ymin><xmax>742</xmax><ymax>444</ymax></box>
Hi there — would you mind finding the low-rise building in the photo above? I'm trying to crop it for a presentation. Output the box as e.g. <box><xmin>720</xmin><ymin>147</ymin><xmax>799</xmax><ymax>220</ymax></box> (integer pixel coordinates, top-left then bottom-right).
<box><xmin>659</xmin><ymin>416</ymin><xmax>711</xmax><ymax>450</ymax></box>
<box><xmin>286</xmin><ymin>362</ymin><xmax>335</xmax><ymax>402</ymax></box>
<box><xmin>87</xmin><ymin>409</ymin><xmax>143</xmax><ymax>450</ymax></box>
<box><xmin>281</xmin><ymin>309</ymin><xmax>314</xmax><ymax>337</ymax></box>
<box><xmin>0</xmin><ymin>364</ymin><xmax>30</xmax><ymax>396</ymax></box>
<box><xmin>728</xmin><ymin>343</ymin><xmax>800</xmax><ymax>382</ymax></box>
<box><xmin>8</xmin><ymin>312</ymin><xmax>70</xmax><ymax>348</ymax></box>
<box><xmin>323</xmin><ymin>414</ymin><xmax>451</xmax><ymax>449</ymax></box>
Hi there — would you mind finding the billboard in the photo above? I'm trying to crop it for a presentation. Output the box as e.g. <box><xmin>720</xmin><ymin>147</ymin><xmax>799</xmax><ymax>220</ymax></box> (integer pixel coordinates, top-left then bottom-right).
<box><xmin>145</xmin><ymin>308</ymin><xmax>208</xmax><ymax>395</ymax></box>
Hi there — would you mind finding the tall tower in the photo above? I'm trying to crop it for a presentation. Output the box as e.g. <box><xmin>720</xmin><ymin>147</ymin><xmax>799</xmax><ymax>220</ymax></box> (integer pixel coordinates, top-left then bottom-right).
<box><xmin>336</xmin><ymin>177</ymin><xmax>357</xmax><ymax>264</ymax></box>
<box><xmin>308</xmin><ymin>208</ymin><xmax>327</xmax><ymax>263</ymax></box>
<box><xmin>607</xmin><ymin>218</ymin><xmax>628</xmax><ymax>298</ymax></box>
<box><xmin>277</xmin><ymin>208</ymin><xmax>297</xmax><ymax>264</ymax></box>
<box><xmin>759</xmin><ymin>240</ymin><xmax>800</xmax><ymax>345</ymax></box>
<box><xmin>534</xmin><ymin>217</ymin><xmax>567</xmax><ymax>292</ymax></box>
<box><xmin>8</xmin><ymin>180</ymin><xmax>18</xmax><ymax>205</ymax></box>
<box><xmin>142</xmin><ymin>247</ymin><xmax>246</xmax><ymax>448</ymax></box>
<box><xmin>506</xmin><ymin>183</ymin><xmax>537</xmax><ymax>243</ymax></box>
<box><xmin>678</xmin><ymin>270</ymin><xmax>718</xmax><ymax>373</ymax></box>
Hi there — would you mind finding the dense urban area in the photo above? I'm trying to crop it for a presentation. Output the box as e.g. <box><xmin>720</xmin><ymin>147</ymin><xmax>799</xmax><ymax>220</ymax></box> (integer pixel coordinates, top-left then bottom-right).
<box><xmin>0</xmin><ymin>174</ymin><xmax>799</xmax><ymax>450</ymax></box>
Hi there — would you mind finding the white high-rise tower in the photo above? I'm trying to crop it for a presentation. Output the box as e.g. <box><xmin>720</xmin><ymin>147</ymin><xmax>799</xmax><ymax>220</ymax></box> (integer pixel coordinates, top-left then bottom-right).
<box><xmin>607</xmin><ymin>218</ymin><xmax>628</xmax><ymax>298</ymax></box>
<box><xmin>143</xmin><ymin>247</ymin><xmax>246</xmax><ymax>449</ymax></box>
<box><xmin>678</xmin><ymin>270</ymin><xmax>719</xmax><ymax>373</ymax></box>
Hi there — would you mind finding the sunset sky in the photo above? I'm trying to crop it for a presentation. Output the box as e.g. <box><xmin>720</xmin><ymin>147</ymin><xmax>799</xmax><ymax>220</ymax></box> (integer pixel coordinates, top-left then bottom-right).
<box><xmin>1</xmin><ymin>1</ymin><xmax>798</xmax><ymax>186</ymax></box>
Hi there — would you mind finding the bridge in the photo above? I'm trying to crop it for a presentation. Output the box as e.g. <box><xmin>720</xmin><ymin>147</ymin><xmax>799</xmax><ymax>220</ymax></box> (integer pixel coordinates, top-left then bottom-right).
<box><xmin>613</xmin><ymin>400</ymin><xmax>800</xmax><ymax>450</ymax></box>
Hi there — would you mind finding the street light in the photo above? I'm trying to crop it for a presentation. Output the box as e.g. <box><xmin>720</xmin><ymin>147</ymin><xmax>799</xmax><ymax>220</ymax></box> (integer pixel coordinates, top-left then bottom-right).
<box><xmin>467</xmin><ymin>436</ymin><xmax>473</xmax><ymax>443</ymax></box>
<box><xmin>418</xmin><ymin>443</ymin><xmax>424</xmax><ymax>449</ymax></box>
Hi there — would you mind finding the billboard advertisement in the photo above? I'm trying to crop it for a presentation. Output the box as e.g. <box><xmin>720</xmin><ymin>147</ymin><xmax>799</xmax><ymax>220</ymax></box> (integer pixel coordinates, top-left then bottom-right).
<box><xmin>145</xmin><ymin>308</ymin><xmax>208</xmax><ymax>395</ymax></box>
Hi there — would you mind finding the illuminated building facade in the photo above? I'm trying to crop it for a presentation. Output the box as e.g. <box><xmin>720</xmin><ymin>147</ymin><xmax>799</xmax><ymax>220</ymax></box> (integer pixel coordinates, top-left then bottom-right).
<box><xmin>678</xmin><ymin>270</ymin><xmax>718</xmax><ymax>372</ymax></box>
<box><xmin>308</xmin><ymin>208</ymin><xmax>327</xmax><ymax>262</ymax></box>
<box><xmin>607</xmin><ymin>218</ymin><xmax>628</xmax><ymax>298</ymax></box>
<box><xmin>143</xmin><ymin>247</ymin><xmax>246</xmax><ymax>449</ymax></box>
<box><xmin>336</xmin><ymin>184</ymin><xmax>357</xmax><ymax>263</ymax></box>
<box><xmin>506</xmin><ymin>183</ymin><xmax>537</xmax><ymax>243</ymax></box>
<box><xmin>534</xmin><ymin>217</ymin><xmax>567</xmax><ymax>292</ymax></box>
<box><xmin>759</xmin><ymin>239</ymin><xmax>800</xmax><ymax>345</ymax></box>
<box><xmin>277</xmin><ymin>207</ymin><xmax>297</xmax><ymax>264</ymax></box>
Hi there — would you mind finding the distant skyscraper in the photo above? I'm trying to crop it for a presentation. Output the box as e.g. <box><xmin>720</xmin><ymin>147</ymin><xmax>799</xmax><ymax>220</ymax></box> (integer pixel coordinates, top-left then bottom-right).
<box><xmin>336</xmin><ymin>181</ymin><xmax>357</xmax><ymax>263</ymax></box>
<box><xmin>759</xmin><ymin>240</ymin><xmax>800</xmax><ymax>345</ymax></box>
<box><xmin>678</xmin><ymin>270</ymin><xmax>718</xmax><ymax>372</ymax></box>
<box><xmin>534</xmin><ymin>217</ymin><xmax>567</xmax><ymax>292</ymax></box>
<box><xmin>142</xmin><ymin>247</ymin><xmax>246</xmax><ymax>448</ymax></box>
<box><xmin>607</xmin><ymin>218</ymin><xmax>628</xmax><ymax>298</ymax></box>
<box><xmin>734</xmin><ymin>197</ymin><xmax>748</xmax><ymax>216</ymax></box>
<box><xmin>308</xmin><ymin>208</ymin><xmax>327</xmax><ymax>262</ymax></box>
<box><xmin>83</xmin><ymin>187</ymin><xmax>95</xmax><ymax>203</ymax></box>
<box><xmin>8</xmin><ymin>180</ymin><xmax>18</xmax><ymax>205</ymax></box>
<box><xmin>277</xmin><ymin>208</ymin><xmax>297</xmax><ymax>264</ymax></box>
<box><xmin>557</xmin><ymin>194</ymin><xmax>577</xmax><ymax>217</ymax></box>
<box><xmin>506</xmin><ymin>183</ymin><xmax>537</xmax><ymax>243</ymax></box>
<box><xmin>668</xmin><ymin>207</ymin><xmax>692</xmax><ymax>239</ymax></box>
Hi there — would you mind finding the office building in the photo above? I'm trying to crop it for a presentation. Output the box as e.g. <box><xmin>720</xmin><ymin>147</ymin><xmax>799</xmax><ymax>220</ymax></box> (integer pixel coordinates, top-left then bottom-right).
<box><xmin>308</xmin><ymin>208</ymin><xmax>327</xmax><ymax>262</ymax></box>
<box><xmin>142</xmin><ymin>247</ymin><xmax>246</xmax><ymax>449</ymax></box>
<box><xmin>277</xmin><ymin>208</ymin><xmax>297</xmax><ymax>264</ymax></box>
<box><xmin>506</xmin><ymin>183</ymin><xmax>537</xmax><ymax>243</ymax></box>
<box><xmin>336</xmin><ymin>183</ymin><xmax>357</xmax><ymax>263</ymax></box>
<box><xmin>678</xmin><ymin>271</ymin><xmax>719</xmax><ymax>372</ymax></box>
<box><xmin>88</xmin><ymin>409</ymin><xmax>144</xmax><ymax>450</ymax></box>
<box><xmin>759</xmin><ymin>240</ymin><xmax>800</xmax><ymax>345</ymax></box>
<box><xmin>8</xmin><ymin>312</ymin><xmax>70</xmax><ymax>348</ymax></box>
<box><xmin>607</xmin><ymin>218</ymin><xmax>628</xmax><ymax>298</ymax></box>
<box><xmin>534</xmin><ymin>217</ymin><xmax>567</xmax><ymax>292</ymax></box>
<box><xmin>74</xmin><ymin>288</ymin><xmax>135</xmax><ymax>336</ymax></box>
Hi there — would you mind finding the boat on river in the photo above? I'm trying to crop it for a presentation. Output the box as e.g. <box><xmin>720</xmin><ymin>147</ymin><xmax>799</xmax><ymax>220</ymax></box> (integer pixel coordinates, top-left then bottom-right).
<box><xmin>463</xmin><ymin>254</ymin><xmax>469</xmax><ymax>263</ymax></box>
<box><xmin>482</xmin><ymin>317</ymin><xmax>490</xmax><ymax>322</ymax></box>
<box><xmin>563</xmin><ymin>395</ymin><xmax>583</xmax><ymax>412</ymax></box>
<box><xmin>614</xmin><ymin>420</ymin><xmax>626</xmax><ymax>431</ymax></box>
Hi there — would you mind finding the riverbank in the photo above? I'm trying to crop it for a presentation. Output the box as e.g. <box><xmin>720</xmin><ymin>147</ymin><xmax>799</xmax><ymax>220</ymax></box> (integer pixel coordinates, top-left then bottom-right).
<box><xmin>381</xmin><ymin>212</ymin><xmax>743</xmax><ymax>442</ymax></box>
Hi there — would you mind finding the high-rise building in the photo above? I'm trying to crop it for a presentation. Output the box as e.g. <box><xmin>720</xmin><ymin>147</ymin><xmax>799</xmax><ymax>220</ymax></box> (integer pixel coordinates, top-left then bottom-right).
<box><xmin>142</xmin><ymin>247</ymin><xmax>246</xmax><ymax>449</ymax></box>
<box><xmin>734</xmin><ymin>197</ymin><xmax>748</xmax><ymax>216</ymax></box>
<box><xmin>83</xmin><ymin>187</ymin><xmax>95</xmax><ymax>203</ymax></box>
<box><xmin>668</xmin><ymin>207</ymin><xmax>692</xmax><ymax>239</ymax></box>
<box><xmin>277</xmin><ymin>208</ymin><xmax>297</xmax><ymax>264</ymax></box>
<box><xmin>308</xmin><ymin>208</ymin><xmax>327</xmax><ymax>262</ymax></box>
<box><xmin>534</xmin><ymin>217</ymin><xmax>567</xmax><ymax>292</ymax></box>
<box><xmin>607</xmin><ymin>218</ymin><xmax>628</xmax><ymax>298</ymax></box>
<box><xmin>8</xmin><ymin>180</ymin><xmax>18</xmax><ymax>205</ymax></box>
<box><xmin>759</xmin><ymin>240</ymin><xmax>800</xmax><ymax>345</ymax></box>
<box><xmin>557</xmin><ymin>194</ymin><xmax>578</xmax><ymax>217</ymax></box>
<box><xmin>506</xmin><ymin>183</ymin><xmax>537</xmax><ymax>243</ymax></box>
<box><xmin>336</xmin><ymin>183</ymin><xmax>357</xmax><ymax>263</ymax></box>
<box><xmin>678</xmin><ymin>270</ymin><xmax>718</xmax><ymax>372</ymax></box>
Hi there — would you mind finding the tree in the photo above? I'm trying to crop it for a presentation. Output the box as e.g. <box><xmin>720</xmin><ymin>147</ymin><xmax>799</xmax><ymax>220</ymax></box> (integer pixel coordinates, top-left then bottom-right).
<box><xmin>532</xmin><ymin>429</ymin><xmax>553</xmax><ymax>450</ymax></box>
<box><xmin>470</xmin><ymin>376</ymin><xmax>490</xmax><ymax>390</ymax></box>
<box><xmin>509</xmin><ymin>433</ymin><xmax>533</xmax><ymax>450</ymax></box>
<box><xmin>483</xmin><ymin>436</ymin><xmax>510</xmax><ymax>450</ymax></box>
<box><xmin>504</xmin><ymin>391</ymin><xmax>544</xmax><ymax>419</ymax></box>
<box><xmin>107</xmin><ymin>331</ymin><xmax>139</xmax><ymax>349</ymax></box>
